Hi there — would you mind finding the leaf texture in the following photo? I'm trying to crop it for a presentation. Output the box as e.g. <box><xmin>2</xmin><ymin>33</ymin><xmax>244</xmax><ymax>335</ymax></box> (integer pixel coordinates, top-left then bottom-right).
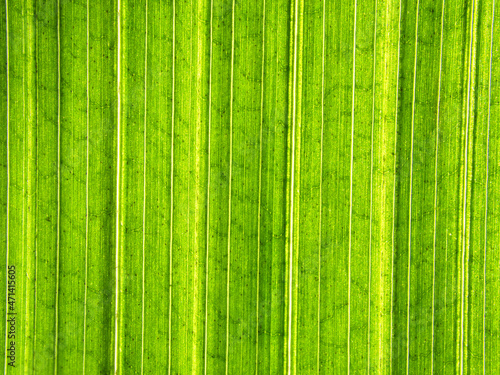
<box><xmin>1</xmin><ymin>0</ymin><xmax>499</xmax><ymax>374</ymax></box>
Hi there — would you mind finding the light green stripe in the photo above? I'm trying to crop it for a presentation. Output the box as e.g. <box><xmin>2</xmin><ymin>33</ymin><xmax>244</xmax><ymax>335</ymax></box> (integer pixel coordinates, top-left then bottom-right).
<box><xmin>116</xmin><ymin>0</ymin><xmax>146</xmax><ymax>372</ymax></box>
<box><xmin>142</xmin><ymin>0</ymin><xmax>173</xmax><ymax>373</ymax></box>
<box><xmin>257</xmin><ymin>0</ymin><xmax>290</xmax><ymax>373</ymax></box>
<box><xmin>466</xmin><ymin>0</ymin><xmax>493</xmax><ymax>372</ymax></box>
<box><xmin>170</xmin><ymin>0</ymin><xmax>209</xmax><ymax>372</ymax></box>
<box><xmin>0</xmin><ymin>0</ymin><xmax>7</xmax><ymax>370</ymax></box>
<box><xmin>350</xmin><ymin>0</ymin><xmax>376</xmax><ymax>371</ymax></box>
<box><xmin>369</xmin><ymin>0</ymin><xmax>399</xmax><ymax>373</ymax></box>
<box><xmin>57</xmin><ymin>0</ymin><xmax>87</xmax><ymax>371</ymax></box>
<box><xmin>226</xmin><ymin>0</ymin><xmax>262</xmax><ymax>373</ymax></box>
<box><xmin>432</xmin><ymin>0</ymin><xmax>469</xmax><ymax>373</ymax></box>
<box><xmin>85</xmin><ymin>1</ymin><xmax>117</xmax><ymax>373</ymax></box>
<box><xmin>33</xmin><ymin>0</ymin><xmax>58</xmax><ymax>373</ymax></box>
<box><xmin>486</xmin><ymin>1</ymin><xmax>500</xmax><ymax>373</ymax></box>
<box><xmin>407</xmin><ymin>0</ymin><xmax>442</xmax><ymax>372</ymax></box>
<box><xmin>205</xmin><ymin>0</ymin><xmax>232</xmax><ymax>372</ymax></box>
<box><xmin>319</xmin><ymin>0</ymin><xmax>355</xmax><ymax>372</ymax></box>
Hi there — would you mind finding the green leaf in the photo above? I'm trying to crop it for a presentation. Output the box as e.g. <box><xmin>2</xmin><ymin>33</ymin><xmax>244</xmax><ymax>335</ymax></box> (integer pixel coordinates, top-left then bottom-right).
<box><xmin>1</xmin><ymin>0</ymin><xmax>499</xmax><ymax>374</ymax></box>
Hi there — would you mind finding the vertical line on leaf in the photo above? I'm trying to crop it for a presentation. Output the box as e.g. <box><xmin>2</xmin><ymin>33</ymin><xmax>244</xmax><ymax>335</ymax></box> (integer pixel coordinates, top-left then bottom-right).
<box><xmin>83</xmin><ymin>0</ymin><xmax>90</xmax><ymax>371</ymax></box>
<box><xmin>187</xmin><ymin>2</ymin><xmax>193</xmax><ymax>368</ymax></box>
<box><xmin>390</xmin><ymin>0</ymin><xmax>402</xmax><ymax>370</ymax></box>
<box><xmin>288</xmin><ymin>0</ymin><xmax>300</xmax><ymax>371</ymax></box>
<box><xmin>367</xmin><ymin>0</ymin><xmax>377</xmax><ymax>370</ymax></box>
<box><xmin>431</xmin><ymin>1</ymin><xmax>445</xmax><ymax>373</ymax></box>
<box><xmin>461</xmin><ymin>0</ymin><xmax>476</xmax><ymax>372</ymax></box>
<box><xmin>347</xmin><ymin>0</ymin><xmax>358</xmax><ymax>372</ymax></box>
<box><xmin>237</xmin><ymin>6</ymin><xmax>248</xmax><ymax>370</ymax></box>
<box><xmin>54</xmin><ymin>0</ymin><xmax>61</xmax><ymax>371</ymax></box>
<box><xmin>141</xmin><ymin>0</ymin><xmax>148</xmax><ymax>373</ymax></box>
<box><xmin>21</xmin><ymin>1</ymin><xmax>27</xmax><ymax>369</ymax></box>
<box><xmin>255</xmin><ymin>0</ymin><xmax>266</xmax><ymax>372</ymax></box>
<box><xmin>21</xmin><ymin>5</ymin><xmax>27</xmax><ymax>370</ymax></box>
<box><xmin>3</xmin><ymin>1</ymin><xmax>9</xmax><ymax>373</ymax></box>
<box><xmin>484</xmin><ymin>2</ymin><xmax>495</xmax><ymax>372</ymax></box>
<box><xmin>168</xmin><ymin>1</ymin><xmax>175</xmax><ymax>373</ymax></box>
<box><xmin>114</xmin><ymin>0</ymin><xmax>122</xmax><ymax>370</ymax></box>
<box><xmin>34</xmin><ymin>2</ymin><xmax>40</xmax><ymax>369</ymax></box>
<box><xmin>317</xmin><ymin>0</ymin><xmax>326</xmax><ymax>371</ymax></box>
<box><xmin>225</xmin><ymin>0</ymin><xmax>235</xmax><ymax>372</ymax></box>
<box><xmin>406</xmin><ymin>1</ymin><xmax>420</xmax><ymax>372</ymax></box>
<box><xmin>21</xmin><ymin>6</ymin><xmax>26</xmax><ymax>369</ymax></box>
<box><xmin>203</xmin><ymin>0</ymin><xmax>212</xmax><ymax>372</ymax></box>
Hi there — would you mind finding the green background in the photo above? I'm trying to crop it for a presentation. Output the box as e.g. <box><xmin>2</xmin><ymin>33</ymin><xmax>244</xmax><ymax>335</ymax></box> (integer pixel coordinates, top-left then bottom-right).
<box><xmin>1</xmin><ymin>0</ymin><xmax>499</xmax><ymax>373</ymax></box>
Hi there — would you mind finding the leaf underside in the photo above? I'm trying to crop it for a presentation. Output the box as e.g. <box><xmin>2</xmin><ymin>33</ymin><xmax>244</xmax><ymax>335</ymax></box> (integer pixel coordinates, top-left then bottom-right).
<box><xmin>1</xmin><ymin>0</ymin><xmax>499</xmax><ymax>374</ymax></box>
